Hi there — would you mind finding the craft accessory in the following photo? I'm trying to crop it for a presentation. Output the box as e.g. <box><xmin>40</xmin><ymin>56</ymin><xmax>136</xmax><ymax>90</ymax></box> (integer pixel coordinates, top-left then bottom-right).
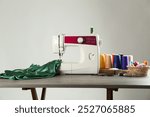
<box><xmin>113</xmin><ymin>54</ymin><xmax>121</xmax><ymax>69</ymax></box>
<box><xmin>121</xmin><ymin>55</ymin><xmax>129</xmax><ymax>70</ymax></box>
<box><xmin>100</xmin><ymin>54</ymin><xmax>105</xmax><ymax>69</ymax></box>
<box><xmin>105</xmin><ymin>54</ymin><xmax>112</xmax><ymax>69</ymax></box>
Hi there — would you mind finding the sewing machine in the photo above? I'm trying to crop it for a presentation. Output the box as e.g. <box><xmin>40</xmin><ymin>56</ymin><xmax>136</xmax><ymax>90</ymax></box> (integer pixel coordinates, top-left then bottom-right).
<box><xmin>52</xmin><ymin>34</ymin><xmax>100</xmax><ymax>74</ymax></box>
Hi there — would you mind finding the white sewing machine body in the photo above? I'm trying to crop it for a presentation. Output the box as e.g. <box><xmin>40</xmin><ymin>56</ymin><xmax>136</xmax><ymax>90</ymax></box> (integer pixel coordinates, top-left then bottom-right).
<box><xmin>52</xmin><ymin>34</ymin><xmax>100</xmax><ymax>74</ymax></box>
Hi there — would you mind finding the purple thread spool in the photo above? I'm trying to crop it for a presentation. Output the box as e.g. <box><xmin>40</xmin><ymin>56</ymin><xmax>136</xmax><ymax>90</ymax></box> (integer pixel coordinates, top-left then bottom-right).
<box><xmin>120</xmin><ymin>54</ymin><xmax>123</xmax><ymax>64</ymax></box>
<box><xmin>113</xmin><ymin>55</ymin><xmax>121</xmax><ymax>69</ymax></box>
<box><xmin>121</xmin><ymin>55</ymin><xmax>129</xmax><ymax>70</ymax></box>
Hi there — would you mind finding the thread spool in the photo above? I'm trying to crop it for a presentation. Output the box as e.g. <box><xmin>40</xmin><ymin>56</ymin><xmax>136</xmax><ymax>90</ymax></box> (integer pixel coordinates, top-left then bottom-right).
<box><xmin>105</xmin><ymin>54</ymin><xmax>112</xmax><ymax>69</ymax></box>
<box><xmin>121</xmin><ymin>55</ymin><xmax>129</xmax><ymax>70</ymax></box>
<box><xmin>90</xmin><ymin>27</ymin><xmax>94</xmax><ymax>34</ymax></box>
<box><xmin>100</xmin><ymin>54</ymin><xmax>105</xmax><ymax>69</ymax></box>
<box><xmin>120</xmin><ymin>54</ymin><xmax>123</xmax><ymax>64</ymax></box>
<box><xmin>111</xmin><ymin>53</ymin><xmax>115</xmax><ymax>66</ymax></box>
<box><xmin>113</xmin><ymin>54</ymin><xmax>121</xmax><ymax>69</ymax></box>
<box><xmin>128</xmin><ymin>55</ymin><xmax>133</xmax><ymax>65</ymax></box>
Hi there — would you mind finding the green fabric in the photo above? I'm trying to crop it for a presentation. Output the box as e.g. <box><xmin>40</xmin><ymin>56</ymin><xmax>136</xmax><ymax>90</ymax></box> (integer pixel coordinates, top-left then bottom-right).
<box><xmin>0</xmin><ymin>60</ymin><xmax>61</xmax><ymax>80</ymax></box>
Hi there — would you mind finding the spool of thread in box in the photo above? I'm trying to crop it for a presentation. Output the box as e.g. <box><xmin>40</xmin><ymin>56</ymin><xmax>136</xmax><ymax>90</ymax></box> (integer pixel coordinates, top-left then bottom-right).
<box><xmin>100</xmin><ymin>54</ymin><xmax>105</xmax><ymax>69</ymax></box>
<box><xmin>105</xmin><ymin>54</ymin><xmax>112</xmax><ymax>69</ymax></box>
<box><xmin>121</xmin><ymin>55</ymin><xmax>130</xmax><ymax>70</ymax></box>
<box><xmin>113</xmin><ymin>54</ymin><xmax>121</xmax><ymax>69</ymax></box>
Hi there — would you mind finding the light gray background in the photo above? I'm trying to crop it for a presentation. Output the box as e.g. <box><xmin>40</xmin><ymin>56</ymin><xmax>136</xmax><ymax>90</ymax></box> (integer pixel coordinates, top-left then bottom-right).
<box><xmin>0</xmin><ymin>0</ymin><xmax>150</xmax><ymax>100</ymax></box>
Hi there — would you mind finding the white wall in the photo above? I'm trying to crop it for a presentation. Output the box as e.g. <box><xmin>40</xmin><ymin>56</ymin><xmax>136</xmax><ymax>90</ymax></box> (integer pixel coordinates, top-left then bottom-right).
<box><xmin>0</xmin><ymin>0</ymin><xmax>150</xmax><ymax>100</ymax></box>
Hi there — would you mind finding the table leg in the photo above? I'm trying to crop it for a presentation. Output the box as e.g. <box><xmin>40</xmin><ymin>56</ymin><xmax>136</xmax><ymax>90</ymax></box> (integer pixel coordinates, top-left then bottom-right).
<box><xmin>31</xmin><ymin>88</ymin><xmax>38</xmax><ymax>100</ymax></box>
<box><xmin>106</xmin><ymin>88</ymin><xmax>118</xmax><ymax>100</ymax></box>
<box><xmin>41</xmin><ymin>88</ymin><xmax>46</xmax><ymax>100</ymax></box>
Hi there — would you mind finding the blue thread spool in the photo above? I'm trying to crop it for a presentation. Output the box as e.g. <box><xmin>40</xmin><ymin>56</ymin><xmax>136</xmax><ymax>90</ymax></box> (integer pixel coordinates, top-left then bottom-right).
<box><xmin>113</xmin><ymin>55</ymin><xmax>121</xmax><ymax>69</ymax></box>
<box><xmin>121</xmin><ymin>55</ymin><xmax>129</xmax><ymax>70</ymax></box>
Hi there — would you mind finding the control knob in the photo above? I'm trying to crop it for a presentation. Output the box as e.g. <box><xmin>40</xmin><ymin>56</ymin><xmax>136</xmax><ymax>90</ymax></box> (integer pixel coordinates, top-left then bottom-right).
<box><xmin>77</xmin><ymin>37</ymin><xmax>84</xmax><ymax>44</ymax></box>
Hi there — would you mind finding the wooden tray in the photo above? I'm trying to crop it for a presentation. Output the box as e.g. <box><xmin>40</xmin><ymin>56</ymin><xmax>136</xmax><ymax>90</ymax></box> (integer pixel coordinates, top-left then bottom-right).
<box><xmin>99</xmin><ymin>68</ymin><xmax>119</xmax><ymax>76</ymax></box>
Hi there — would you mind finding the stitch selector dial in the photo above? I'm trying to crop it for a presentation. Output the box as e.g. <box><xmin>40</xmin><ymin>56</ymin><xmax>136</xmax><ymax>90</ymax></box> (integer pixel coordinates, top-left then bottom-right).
<box><xmin>77</xmin><ymin>37</ymin><xmax>84</xmax><ymax>44</ymax></box>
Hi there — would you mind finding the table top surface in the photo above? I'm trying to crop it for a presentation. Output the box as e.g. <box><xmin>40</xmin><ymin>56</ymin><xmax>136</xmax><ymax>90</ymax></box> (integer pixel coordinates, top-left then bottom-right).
<box><xmin>0</xmin><ymin>75</ymin><xmax>150</xmax><ymax>88</ymax></box>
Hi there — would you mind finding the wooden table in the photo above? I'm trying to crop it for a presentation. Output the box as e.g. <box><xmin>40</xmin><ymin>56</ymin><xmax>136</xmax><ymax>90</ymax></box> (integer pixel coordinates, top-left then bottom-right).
<box><xmin>0</xmin><ymin>75</ymin><xmax>150</xmax><ymax>100</ymax></box>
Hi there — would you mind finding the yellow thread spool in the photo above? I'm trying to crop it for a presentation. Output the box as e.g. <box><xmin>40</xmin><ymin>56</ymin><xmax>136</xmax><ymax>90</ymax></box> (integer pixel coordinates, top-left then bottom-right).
<box><xmin>100</xmin><ymin>54</ymin><xmax>105</xmax><ymax>69</ymax></box>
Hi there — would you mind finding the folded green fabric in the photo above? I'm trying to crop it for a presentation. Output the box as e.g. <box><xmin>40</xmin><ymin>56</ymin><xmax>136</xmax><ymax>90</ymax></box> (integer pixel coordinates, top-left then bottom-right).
<box><xmin>0</xmin><ymin>60</ymin><xmax>61</xmax><ymax>80</ymax></box>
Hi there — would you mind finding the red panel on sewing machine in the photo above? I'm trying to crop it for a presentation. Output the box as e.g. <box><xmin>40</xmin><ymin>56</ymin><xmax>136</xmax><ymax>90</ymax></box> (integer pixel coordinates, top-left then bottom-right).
<box><xmin>64</xmin><ymin>36</ymin><xmax>97</xmax><ymax>45</ymax></box>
